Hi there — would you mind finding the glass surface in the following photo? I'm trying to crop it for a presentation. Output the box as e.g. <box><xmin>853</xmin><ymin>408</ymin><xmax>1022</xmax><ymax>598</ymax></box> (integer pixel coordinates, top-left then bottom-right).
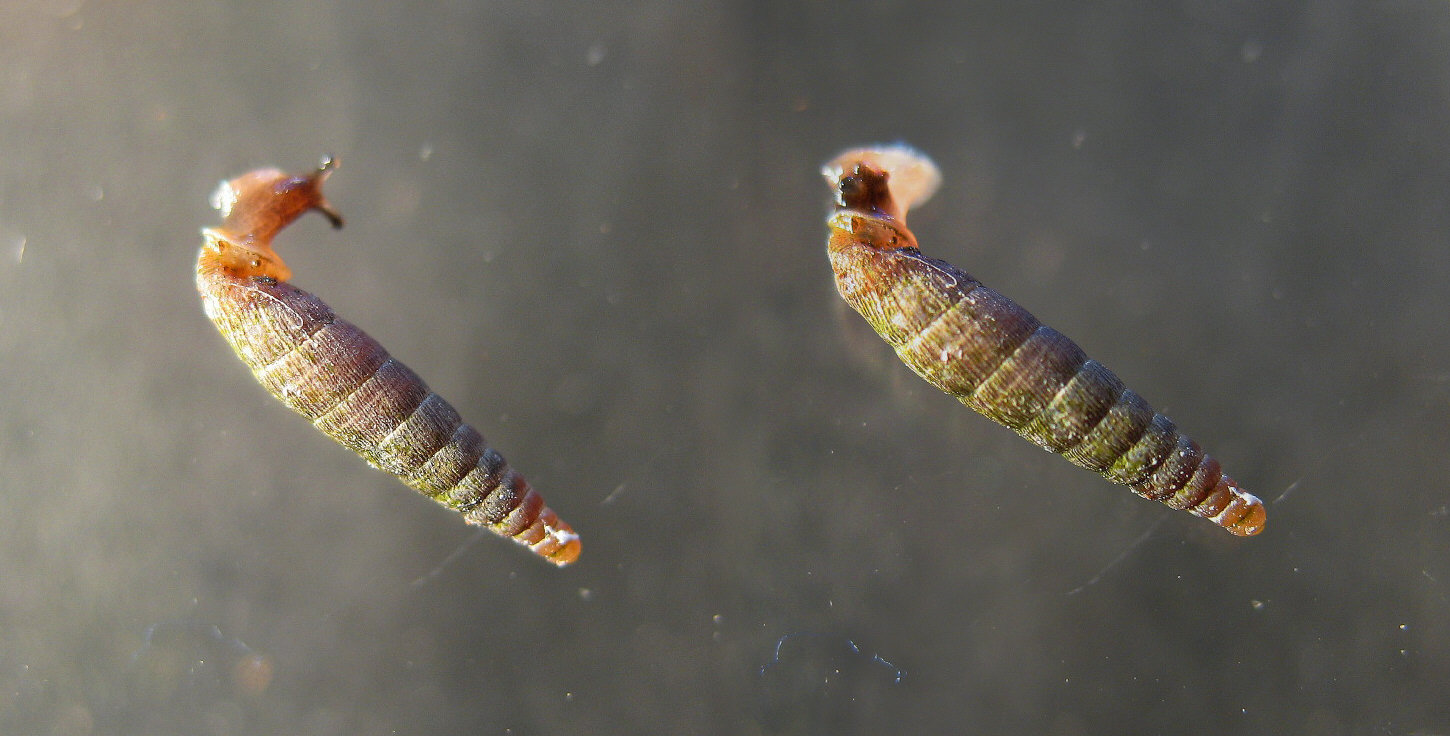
<box><xmin>2</xmin><ymin>2</ymin><xmax>1447</xmax><ymax>733</ymax></box>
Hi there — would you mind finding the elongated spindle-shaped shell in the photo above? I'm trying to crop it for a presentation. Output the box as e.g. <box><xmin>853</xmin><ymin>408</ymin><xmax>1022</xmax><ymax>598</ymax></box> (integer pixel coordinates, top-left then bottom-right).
<box><xmin>196</xmin><ymin>159</ymin><xmax>581</xmax><ymax>565</ymax></box>
<box><xmin>824</xmin><ymin>145</ymin><xmax>1265</xmax><ymax>536</ymax></box>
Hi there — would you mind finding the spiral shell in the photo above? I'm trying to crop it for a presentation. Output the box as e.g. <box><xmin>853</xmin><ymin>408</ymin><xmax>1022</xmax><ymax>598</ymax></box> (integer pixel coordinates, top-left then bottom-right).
<box><xmin>824</xmin><ymin>145</ymin><xmax>1265</xmax><ymax>536</ymax></box>
<box><xmin>196</xmin><ymin>159</ymin><xmax>581</xmax><ymax>565</ymax></box>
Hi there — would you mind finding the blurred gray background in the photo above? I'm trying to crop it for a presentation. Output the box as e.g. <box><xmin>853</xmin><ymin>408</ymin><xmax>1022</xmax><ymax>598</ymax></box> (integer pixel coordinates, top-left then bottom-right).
<box><xmin>3</xmin><ymin>1</ymin><xmax>1448</xmax><ymax>734</ymax></box>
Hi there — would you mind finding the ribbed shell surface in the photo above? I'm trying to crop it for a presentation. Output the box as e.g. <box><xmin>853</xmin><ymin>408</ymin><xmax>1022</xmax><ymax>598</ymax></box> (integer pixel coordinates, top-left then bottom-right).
<box><xmin>197</xmin><ymin>268</ymin><xmax>580</xmax><ymax>564</ymax></box>
<box><xmin>826</xmin><ymin>163</ymin><xmax>1265</xmax><ymax>536</ymax></box>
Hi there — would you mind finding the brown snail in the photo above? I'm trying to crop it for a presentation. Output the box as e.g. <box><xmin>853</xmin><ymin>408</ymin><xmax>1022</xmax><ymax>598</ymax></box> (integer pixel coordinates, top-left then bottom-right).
<box><xmin>824</xmin><ymin>145</ymin><xmax>1265</xmax><ymax>537</ymax></box>
<box><xmin>196</xmin><ymin>158</ymin><xmax>581</xmax><ymax>565</ymax></box>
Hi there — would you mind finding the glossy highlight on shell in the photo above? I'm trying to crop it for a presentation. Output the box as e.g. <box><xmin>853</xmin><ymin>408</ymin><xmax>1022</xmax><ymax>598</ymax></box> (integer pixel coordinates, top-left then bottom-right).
<box><xmin>195</xmin><ymin>158</ymin><xmax>581</xmax><ymax>565</ymax></box>
<box><xmin>823</xmin><ymin>145</ymin><xmax>1266</xmax><ymax>537</ymax></box>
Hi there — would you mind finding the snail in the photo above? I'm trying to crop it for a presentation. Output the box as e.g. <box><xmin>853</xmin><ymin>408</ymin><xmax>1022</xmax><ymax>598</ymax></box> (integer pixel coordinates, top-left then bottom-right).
<box><xmin>824</xmin><ymin>145</ymin><xmax>1265</xmax><ymax>536</ymax></box>
<box><xmin>196</xmin><ymin>158</ymin><xmax>580</xmax><ymax>565</ymax></box>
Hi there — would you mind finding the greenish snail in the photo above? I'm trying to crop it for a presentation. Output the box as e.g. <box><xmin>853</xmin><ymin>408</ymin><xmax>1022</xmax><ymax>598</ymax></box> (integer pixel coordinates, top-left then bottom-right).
<box><xmin>196</xmin><ymin>159</ymin><xmax>581</xmax><ymax>565</ymax></box>
<box><xmin>824</xmin><ymin>145</ymin><xmax>1265</xmax><ymax>536</ymax></box>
